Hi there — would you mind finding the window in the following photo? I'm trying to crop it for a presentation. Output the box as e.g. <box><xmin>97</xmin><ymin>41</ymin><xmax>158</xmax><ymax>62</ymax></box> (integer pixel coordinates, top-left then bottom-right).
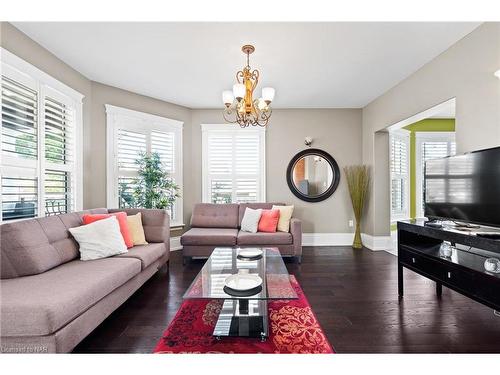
<box><xmin>1</xmin><ymin>49</ymin><xmax>83</xmax><ymax>222</ymax></box>
<box><xmin>106</xmin><ymin>105</ymin><xmax>183</xmax><ymax>226</ymax></box>
<box><xmin>390</xmin><ymin>130</ymin><xmax>410</xmax><ymax>221</ymax></box>
<box><xmin>202</xmin><ymin>124</ymin><xmax>265</xmax><ymax>204</ymax></box>
<box><xmin>416</xmin><ymin>132</ymin><xmax>456</xmax><ymax>217</ymax></box>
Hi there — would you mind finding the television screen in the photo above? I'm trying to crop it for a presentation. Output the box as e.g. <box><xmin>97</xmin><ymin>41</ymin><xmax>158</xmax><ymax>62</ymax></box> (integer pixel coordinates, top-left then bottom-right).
<box><xmin>424</xmin><ymin>146</ymin><xmax>500</xmax><ymax>227</ymax></box>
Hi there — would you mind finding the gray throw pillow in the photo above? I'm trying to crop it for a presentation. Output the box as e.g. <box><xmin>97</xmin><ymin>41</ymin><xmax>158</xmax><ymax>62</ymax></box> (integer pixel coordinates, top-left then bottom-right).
<box><xmin>240</xmin><ymin>208</ymin><xmax>262</xmax><ymax>233</ymax></box>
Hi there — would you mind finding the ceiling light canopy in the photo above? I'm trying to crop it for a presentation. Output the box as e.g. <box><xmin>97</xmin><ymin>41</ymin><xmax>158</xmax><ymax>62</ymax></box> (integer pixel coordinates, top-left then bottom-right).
<box><xmin>222</xmin><ymin>45</ymin><xmax>275</xmax><ymax>127</ymax></box>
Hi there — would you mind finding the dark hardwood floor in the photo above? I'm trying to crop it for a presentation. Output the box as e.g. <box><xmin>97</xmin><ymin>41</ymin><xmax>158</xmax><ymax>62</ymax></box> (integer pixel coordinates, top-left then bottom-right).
<box><xmin>73</xmin><ymin>247</ymin><xmax>500</xmax><ymax>353</ymax></box>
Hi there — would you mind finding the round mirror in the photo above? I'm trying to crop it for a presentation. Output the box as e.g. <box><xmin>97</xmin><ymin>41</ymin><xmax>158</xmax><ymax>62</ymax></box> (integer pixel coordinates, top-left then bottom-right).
<box><xmin>286</xmin><ymin>149</ymin><xmax>340</xmax><ymax>202</ymax></box>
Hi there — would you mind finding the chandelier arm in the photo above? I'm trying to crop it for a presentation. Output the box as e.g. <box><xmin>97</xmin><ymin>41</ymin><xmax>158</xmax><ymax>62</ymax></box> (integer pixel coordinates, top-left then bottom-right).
<box><xmin>222</xmin><ymin>110</ymin><xmax>239</xmax><ymax>124</ymax></box>
<box><xmin>251</xmin><ymin>70</ymin><xmax>259</xmax><ymax>91</ymax></box>
<box><xmin>236</xmin><ymin>70</ymin><xmax>244</xmax><ymax>84</ymax></box>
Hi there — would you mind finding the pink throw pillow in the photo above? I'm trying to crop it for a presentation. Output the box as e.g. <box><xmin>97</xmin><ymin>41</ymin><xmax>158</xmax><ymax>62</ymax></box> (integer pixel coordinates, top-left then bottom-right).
<box><xmin>258</xmin><ymin>209</ymin><xmax>280</xmax><ymax>233</ymax></box>
<box><xmin>82</xmin><ymin>212</ymin><xmax>134</xmax><ymax>248</ymax></box>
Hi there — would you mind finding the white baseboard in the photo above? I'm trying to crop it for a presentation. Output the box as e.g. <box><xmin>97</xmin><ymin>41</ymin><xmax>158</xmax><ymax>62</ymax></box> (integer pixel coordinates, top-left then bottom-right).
<box><xmin>361</xmin><ymin>233</ymin><xmax>393</xmax><ymax>251</ymax></box>
<box><xmin>302</xmin><ymin>233</ymin><xmax>354</xmax><ymax>246</ymax></box>
<box><xmin>302</xmin><ymin>232</ymin><xmax>392</xmax><ymax>251</ymax></box>
<box><xmin>173</xmin><ymin>233</ymin><xmax>391</xmax><ymax>252</ymax></box>
<box><xmin>170</xmin><ymin>236</ymin><xmax>183</xmax><ymax>251</ymax></box>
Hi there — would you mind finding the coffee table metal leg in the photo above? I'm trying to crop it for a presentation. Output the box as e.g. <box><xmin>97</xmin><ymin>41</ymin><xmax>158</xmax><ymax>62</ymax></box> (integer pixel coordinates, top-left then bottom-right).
<box><xmin>213</xmin><ymin>299</ymin><xmax>268</xmax><ymax>339</ymax></box>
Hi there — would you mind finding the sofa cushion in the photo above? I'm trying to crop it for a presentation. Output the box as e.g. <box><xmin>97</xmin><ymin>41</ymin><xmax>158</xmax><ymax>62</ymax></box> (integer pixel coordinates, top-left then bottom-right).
<box><xmin>1</xmin><ymin>219</ymin><xmax>60</xmax><ymax>279</ymax></box>
<box><xmin>181</xmin><ymin>228</ymin><xmax>238</xmax><ymax>246</ymax></box>
<box><xmin>238</xmin><ymin>203</ymin><xmax>284</xmax><ymax>227</ymax></box>
<box><xmin>116</xmin><ymin>243</ymin><xmax>166</xmax><ymax>269</ymax></box>
<box><xmin>0</xmin><ymin>257</ymin><xmax>141</xmax><ymax>337</ymax></box>
<box><xmin>190</xmin><ymin>203</ymin><xmax>239</xmax><ymax>229</ymax></box>
<box><xmin>237</xmin><ymin>231</ymin><xmax>293</xmax><ymax>245</ymax></box>
<box><xmin>1</xmin><ymin>209</ymin><xmax>110</xmax><ymax>279</ymax></box>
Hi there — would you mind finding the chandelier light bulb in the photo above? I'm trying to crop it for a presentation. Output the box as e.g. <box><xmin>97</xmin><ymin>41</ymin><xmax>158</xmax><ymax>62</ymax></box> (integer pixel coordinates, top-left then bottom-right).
<box><xmin>257</xmin><ymin>98</ymin><xmax>267</xmax><ymax>111</ymax></box>
<box><xmin>222</xmin><ymin>90</ymin><xmax>234</xmax><ymax>106</ymax></box>
<box><xmin>262</xmin><ymin>87</ymin><xmax>275</xmax><ymax>104</ymax></box>
<box><xmin>233</xmin><ymin>84</ymin><xmax>245</xmax><ymax>101</ymax></box>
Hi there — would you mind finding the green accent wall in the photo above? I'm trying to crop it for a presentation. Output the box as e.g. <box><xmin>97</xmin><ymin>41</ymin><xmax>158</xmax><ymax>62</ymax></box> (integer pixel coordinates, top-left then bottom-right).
<box><xmin>403</xmin><ymin>119</ymin><xmax>455</xmax><ymax>219</ymax></box>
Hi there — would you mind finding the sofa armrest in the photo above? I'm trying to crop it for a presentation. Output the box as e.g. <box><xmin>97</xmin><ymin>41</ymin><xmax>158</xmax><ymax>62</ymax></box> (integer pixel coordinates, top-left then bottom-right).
<box><xmin>108</xmin><ymin>208</ymin><xmax>170</xmax><ymax>250</ymax></box>
<box><xmin>290</xmin><ymin>218</ymin><xmax>302</xmax><ymax>257</ymax></box>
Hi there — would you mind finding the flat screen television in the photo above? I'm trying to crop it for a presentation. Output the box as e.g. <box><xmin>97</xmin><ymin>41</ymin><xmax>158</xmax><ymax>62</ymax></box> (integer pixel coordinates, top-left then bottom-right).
<box><xmin>424</xmin><ymin>146</ymin><xmax>500</xmax><ymax>228</ymax></box>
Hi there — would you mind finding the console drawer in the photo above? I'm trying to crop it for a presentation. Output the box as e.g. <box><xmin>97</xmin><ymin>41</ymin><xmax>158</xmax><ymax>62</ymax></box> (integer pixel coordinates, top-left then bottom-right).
<box><xmin>440</xmin><ymin>266</ymin><xmax>476</xmax><ymax>294</ymax></box>
<box><xmin>473</xmin><ymin>273</ymin><xmax>500</xmax><ymax>307</ymax></box>
<box><xmin>400</xmin><ymin>248</ymin><xmax>445</xmax><ymax>281</ymax></box>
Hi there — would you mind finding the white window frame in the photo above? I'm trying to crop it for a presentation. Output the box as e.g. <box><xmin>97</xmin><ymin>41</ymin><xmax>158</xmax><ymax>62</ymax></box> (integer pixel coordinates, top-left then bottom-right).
<box><xmin>415</xmin><ymin>131</ymin><xmax>456</xmax><ymax>218</ymax></box>
<box><xmin>201</xmin><ymin>123</ymin><xmax>266</xmax><ymax>204</ymax></box>
<box><xmin>105</xmin><ymin>104</ymin><xmax>183</xmax><ymax>227</ymax></box>
<box><xmin>389</xmin><ymin>129</ymin><xmax>410</xmax><ymax>223</ymax></box>
<box><xmin>0</xmin><ymin>48</ymin><xmax>84</xmax><ymax>222</ymax></box>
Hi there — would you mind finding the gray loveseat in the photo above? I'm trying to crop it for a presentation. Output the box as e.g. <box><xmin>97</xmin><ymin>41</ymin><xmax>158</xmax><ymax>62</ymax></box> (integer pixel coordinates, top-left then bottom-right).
<box><xmin>0</xmin><ymin>208</ymin><xmax>170</xmax><ymax>353</ymax></box>
<box><xmin>181</xmin><ymin>203</ymin><xmax>302</xmax><ymax>263</ymax></box>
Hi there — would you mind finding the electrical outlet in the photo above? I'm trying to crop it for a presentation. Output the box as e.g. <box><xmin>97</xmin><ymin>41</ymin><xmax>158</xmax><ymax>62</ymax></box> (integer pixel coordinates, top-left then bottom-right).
<box><xmin>349</xmin><ymin>220</ymin><xmax>354</xmax><ymax>228</ymax></box>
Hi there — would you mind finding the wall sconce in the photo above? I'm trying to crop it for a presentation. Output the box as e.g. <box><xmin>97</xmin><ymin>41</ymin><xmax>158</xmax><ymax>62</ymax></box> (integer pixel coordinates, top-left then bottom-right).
<box><xmin>304</xmin><ymin>136</ymin><xmax>313</xmax><ymax>147</ymax></box>
<box><xmin>495</xmin><ymin>69</ymin><xmax>500</xmax><ymax>79</ymax></box>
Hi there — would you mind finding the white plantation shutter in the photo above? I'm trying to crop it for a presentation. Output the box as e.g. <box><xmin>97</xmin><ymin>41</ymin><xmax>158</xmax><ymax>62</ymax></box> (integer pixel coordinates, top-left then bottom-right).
<box><xmin>44</xmin><ymin>169</ymin><xmax>72</xmax><ymax>215</ymax></box>
<box><xmin>417</xmin><ymin>132</ymin><xmax>456</xmax><ymax>216</ymax></box>
<box><xmin>390</xmin><ymin>131</ymin><xmax>409</xmax><ymax>220</ymax></box>
<box><xmin>152</xmin><ymin>131</ymin><xmax>175</xmax><ymax>173</ymax></box>
<box><xmin>44</xmin><ymin>96</ymin><xmax>74</xmax><ymax>164</ymax></box>
<box><xmin>1</xmin><ymin>53</ymin><xmax>83</xmax><ymax>222</ymax></box>
<box><xmin>1</xmin><ymin>75</ymin><xmax>39</xmax><ymax>220</ymax></box>
<box><xmin>117</xmin><ymin>129</ymin><xmax>147</xmax><ymax>172</ymax></box>
<box><xmin>202</xmin><ymin>125</ymin><xmax>265</xmax><ymax>204</ymax></box>
<box><xmin>1</xmin><ymin>76</ymin><xmax>38</xmax><ymax>160</ymax></box>
<box><xmin>43</xmin><ymin>93</ymin><xmax>77</xmax><ymax>215</ymax></box>
<box><xmin>106</xmin><ymin>105</ymin><xmax>183</xmax><ymax>225</ymax></box>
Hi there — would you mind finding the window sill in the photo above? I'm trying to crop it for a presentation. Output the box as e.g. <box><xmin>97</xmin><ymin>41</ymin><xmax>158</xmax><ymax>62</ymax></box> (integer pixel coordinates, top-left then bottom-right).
<box><xmin>170</xmin><ymin>223</ymin><xmax>185</xmax><ymax>230</ymax></box>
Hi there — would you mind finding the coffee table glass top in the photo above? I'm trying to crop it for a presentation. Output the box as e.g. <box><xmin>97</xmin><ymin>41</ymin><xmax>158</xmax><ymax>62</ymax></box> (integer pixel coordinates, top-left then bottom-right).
<box><xmin>183</xmin><ymin>247</ymin><xmax>297</xmax><ymax>300</ymax></box>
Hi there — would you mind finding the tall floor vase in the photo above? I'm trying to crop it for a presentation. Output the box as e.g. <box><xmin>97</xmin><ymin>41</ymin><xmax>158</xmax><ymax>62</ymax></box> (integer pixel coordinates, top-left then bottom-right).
<box><xmin>353</xmin><ymin>222</ymin><xmax>362</xmax><ymax>249</ymax></box>
<box><xmin>344</xmin><ymin>165</ymin><xmax>370</xmax><ymax>250</ymax></box>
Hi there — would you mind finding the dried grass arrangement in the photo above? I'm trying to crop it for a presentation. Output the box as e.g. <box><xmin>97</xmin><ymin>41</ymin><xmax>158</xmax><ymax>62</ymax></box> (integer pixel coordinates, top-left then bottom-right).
<box><xmin>344</xmin><ymin>165</ymin><xmax>371</xmax><ymax>249</ymax></box>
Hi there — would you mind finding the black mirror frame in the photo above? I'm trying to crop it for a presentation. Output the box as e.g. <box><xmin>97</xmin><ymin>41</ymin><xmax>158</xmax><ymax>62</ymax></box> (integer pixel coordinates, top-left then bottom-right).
<box><xmin>286</xmin><ymin>148</ymin><xmax>341</xmax><ymax>203</ymax></box>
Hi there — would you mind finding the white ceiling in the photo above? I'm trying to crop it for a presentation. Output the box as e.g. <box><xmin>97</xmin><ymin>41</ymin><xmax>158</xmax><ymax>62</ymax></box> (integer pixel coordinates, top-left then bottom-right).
<box><xmin>12</xmin><ymin>22</ymin><xmax>480</xmax><ymax>109</ymax></box>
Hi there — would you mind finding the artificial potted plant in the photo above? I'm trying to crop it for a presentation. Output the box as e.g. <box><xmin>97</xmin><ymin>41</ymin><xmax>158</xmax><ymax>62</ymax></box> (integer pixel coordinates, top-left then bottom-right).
<box><xmin>120</xmin><ymin>152</ymin><xmax>180</xmax><ymax>213</ymax></box>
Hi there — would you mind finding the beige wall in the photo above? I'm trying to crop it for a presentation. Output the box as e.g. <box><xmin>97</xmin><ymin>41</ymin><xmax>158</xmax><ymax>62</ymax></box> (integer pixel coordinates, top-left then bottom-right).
<box><xmin>190</xmin><ymin>109</ymin><xmax>363</xmax><ymax>233</ymax></box>
<box><xmin>362</xmin><ymin>22</ymin><xmax>500</xmax><ymax>236</ymax></box>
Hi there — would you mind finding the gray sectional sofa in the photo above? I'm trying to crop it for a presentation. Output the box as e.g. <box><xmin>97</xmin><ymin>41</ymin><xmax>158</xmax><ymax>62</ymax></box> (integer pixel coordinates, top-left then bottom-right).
<box><xmin>0</xmin><ymin>208</ymin><xmax>170</xmax><ymax>353</ymax></box>
<box><xmin>181</xmin><ymin>203</ymin><xmax>302</xmax><ymax>263</ymax></box>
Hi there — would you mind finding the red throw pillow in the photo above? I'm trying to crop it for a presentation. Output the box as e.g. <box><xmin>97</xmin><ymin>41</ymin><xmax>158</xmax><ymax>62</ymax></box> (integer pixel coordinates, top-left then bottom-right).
<box><xmin>82</xmin><ymin>212</ymin><xmax>133</xmax><ymax>248</ymax></box>
<box><xmin>258</xmin><ymin>209</ymin><xmax>280</xmax><ymax>233</ymax></box>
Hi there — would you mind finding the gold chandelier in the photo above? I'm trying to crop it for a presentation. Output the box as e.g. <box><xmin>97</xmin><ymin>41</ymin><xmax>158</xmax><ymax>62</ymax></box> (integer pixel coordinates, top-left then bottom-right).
<box><xmin>222</xmin><ymin>45</ymin><xmax>275</xmax><ymax>127</ymax></box>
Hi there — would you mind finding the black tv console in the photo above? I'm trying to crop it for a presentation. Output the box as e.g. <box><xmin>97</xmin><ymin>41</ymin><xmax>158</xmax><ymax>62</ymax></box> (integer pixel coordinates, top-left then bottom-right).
<box><xmin>398</xmin><ymin>220</ymin><xmax>500</xmax><ymax>311</ymax></box>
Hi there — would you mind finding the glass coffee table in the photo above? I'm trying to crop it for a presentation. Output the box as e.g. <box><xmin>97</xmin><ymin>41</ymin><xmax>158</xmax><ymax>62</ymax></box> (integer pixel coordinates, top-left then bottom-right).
<box><xmin>183</xmin><ymin>247</ymin><xmax>297</xmax><ymax>341</ymax></box>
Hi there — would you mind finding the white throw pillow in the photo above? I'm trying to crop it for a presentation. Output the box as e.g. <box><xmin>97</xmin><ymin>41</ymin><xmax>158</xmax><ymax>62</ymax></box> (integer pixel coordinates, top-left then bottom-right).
<box><xmin>240</xmin><ymin>208</ymin><xmax>263</xmax><ymax>233</ymax></box>
<box><xmin>272</xmin><ymin>205</ymin><xmax>295</xmax><ymax>232</ymax></box>
<box><xmin>69</xmin><ymin>216</ymin><xmax>128</xmax><ymax>261</ymax></box>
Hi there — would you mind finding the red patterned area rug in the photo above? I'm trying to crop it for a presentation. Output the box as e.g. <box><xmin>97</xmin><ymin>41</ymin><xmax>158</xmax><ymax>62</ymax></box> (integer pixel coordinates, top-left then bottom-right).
<box><xmin>154</xmin><ymin>275</ymin><xmax>334</xmax><ymax>354</ymax></box>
